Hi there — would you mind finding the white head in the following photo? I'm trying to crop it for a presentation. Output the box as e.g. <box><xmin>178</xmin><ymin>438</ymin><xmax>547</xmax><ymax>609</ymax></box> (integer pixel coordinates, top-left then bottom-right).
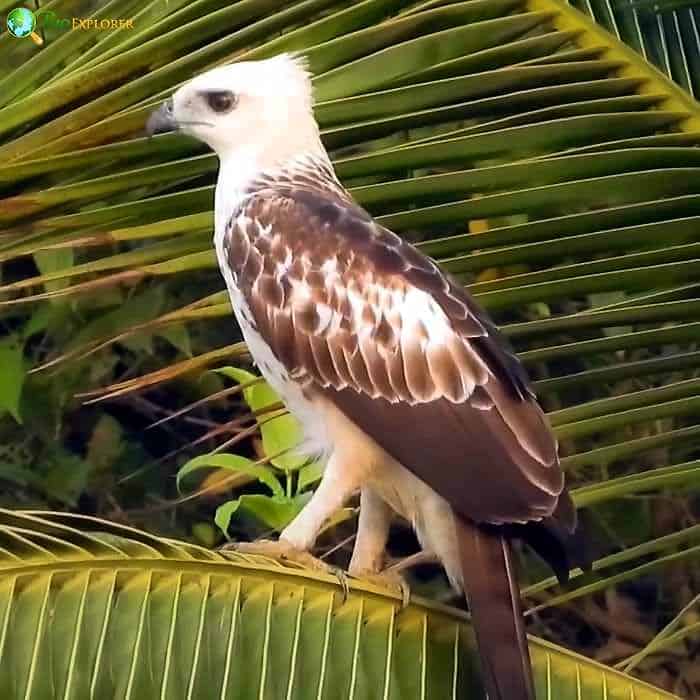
<box><xmin>147</xmin><ymin>54</ymin><xmax>327</xmax><ymax>169</ymax></box>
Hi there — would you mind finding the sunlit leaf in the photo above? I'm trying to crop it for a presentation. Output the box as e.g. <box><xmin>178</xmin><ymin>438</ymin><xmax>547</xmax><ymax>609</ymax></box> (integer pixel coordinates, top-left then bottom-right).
<box><xmin>215</xmin><ymin>492</ymin><xmax>313</xmax><ymax>536</ymax></box>
<box><xmin>216</xmin><ymin>367</ymin><xmax>310</xmax><ymax>471</ymax></box>
<box><xmin>177</xmin><ymin>452</ymin><xmax>283</xmax><ymax>498</ymax></box>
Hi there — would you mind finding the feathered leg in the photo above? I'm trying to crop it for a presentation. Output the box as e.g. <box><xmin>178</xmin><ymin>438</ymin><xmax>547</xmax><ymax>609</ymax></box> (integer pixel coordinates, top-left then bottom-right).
<box><xmin>229</xmin><ymin>452</ymin><xmax>361</xmax><ymax>587</ymax></box>
<box><xmin>348</xmin><ymin>487</ymin><xmax>392</xmax><ymax>576</ymax></box>
<box><xmin>347</xmin><ymin>487</ymin><xmax>412</xmax><ymax>605</ymax></box>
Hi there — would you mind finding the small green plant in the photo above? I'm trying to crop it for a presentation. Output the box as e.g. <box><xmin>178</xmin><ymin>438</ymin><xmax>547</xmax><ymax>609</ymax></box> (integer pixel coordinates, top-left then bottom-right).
<box><xmin>177</xmin><ymin>368</ymin><xmax>333</xmax><ymax>539</ymax></box>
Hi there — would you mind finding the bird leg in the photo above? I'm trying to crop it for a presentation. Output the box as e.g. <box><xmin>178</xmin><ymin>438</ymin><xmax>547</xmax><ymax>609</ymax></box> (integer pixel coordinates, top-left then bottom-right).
<box><xmin>225</xmin><ymin>538</ymin><xmax>350</xmax><ymax>601</ymax></box>
<box><xmin>227</xmin><ymin>539</ymin><xmax>333</xmax><ymax>571</ymax></box>
<box><xmin>348</xmin><ymin>486</ymin><xmax>393</xmax><ymax>575</ymax></box>
<box><xmin>223</xmin><ymin>453</ymin><xmax>361</xmax><ymax>598</ymax></box>
<box><xmin>280</xmin><ymin>453</ymin><xmax>361</xmax><ymax>551</ymax></box>
<box><xmin>348</xmin><ymin>487</ymin><xmax>412</xmax><ymax>607</ymax></box>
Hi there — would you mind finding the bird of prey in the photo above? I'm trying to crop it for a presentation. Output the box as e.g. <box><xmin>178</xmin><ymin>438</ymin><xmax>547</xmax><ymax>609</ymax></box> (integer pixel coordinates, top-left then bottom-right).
<box><xmin>147</xmin><ymin>54</ymin><xmax>583</xmax><ymax>700</ymax></box>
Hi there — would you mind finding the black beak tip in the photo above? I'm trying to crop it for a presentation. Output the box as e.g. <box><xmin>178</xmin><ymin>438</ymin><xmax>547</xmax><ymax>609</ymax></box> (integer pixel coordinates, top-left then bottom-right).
<box><xmin>145</xmin><ymin>99</ymin><xmax>177</xmax><ymax>137</ymax></box>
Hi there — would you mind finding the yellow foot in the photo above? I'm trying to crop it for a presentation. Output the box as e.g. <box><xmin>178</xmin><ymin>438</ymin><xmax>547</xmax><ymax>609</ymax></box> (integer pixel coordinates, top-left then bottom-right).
<box><xmin>224</xmin><ymin>539</ymin><xmax>326</xmax><ymax>569</ymax></box>
<box><xmin>351</xmin><ymin>568</ymin><xmax>411</xmax><ymax>609</ymax></box>
<box><xmin>222</xmin><ymin>539</ymin><xmax>349</xmax><ymax>601</ymax></box>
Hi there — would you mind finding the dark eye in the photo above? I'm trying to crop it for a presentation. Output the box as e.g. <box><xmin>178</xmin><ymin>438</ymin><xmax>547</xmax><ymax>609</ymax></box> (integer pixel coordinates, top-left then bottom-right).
<box><xmin>205</xmin><ymin>90</ymin><xmax>237</xmax><ymax>113</ymax></box>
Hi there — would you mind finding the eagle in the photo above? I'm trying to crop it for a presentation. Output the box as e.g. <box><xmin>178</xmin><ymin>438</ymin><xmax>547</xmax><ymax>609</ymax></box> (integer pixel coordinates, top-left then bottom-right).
<box><xmin>147</xmin><ymin>53</ymin><xmax>583</xmax><ymax>700</ymax></box>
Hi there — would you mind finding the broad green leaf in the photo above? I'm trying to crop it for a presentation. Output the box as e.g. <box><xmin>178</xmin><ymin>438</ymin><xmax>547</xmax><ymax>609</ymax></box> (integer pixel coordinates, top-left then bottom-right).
<box><xmin>176</xmin><ymin>453</ymin><xmax>283</xmax><ymax>498</ymax></box>
<box><xmin>298</xmin><ymin>462</ymin><xmax>325</xmax><ymax>492</ymax></box>
<box><xmin>215</xmin><ymin>492</ymin><xmax>313</xmax><ymax>536</ymax></box>
<box><xmin>216</xmin><ymin>367</ymin><xmax>310</xmax><ymax>471</ymax></box>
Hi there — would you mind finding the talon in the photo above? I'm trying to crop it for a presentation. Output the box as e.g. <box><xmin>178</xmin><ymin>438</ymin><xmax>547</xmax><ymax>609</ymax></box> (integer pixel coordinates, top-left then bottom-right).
<box><xmin>333</xmin><ymin>567</ymin><xmax>350</xmax><ymax>603</ymax></box>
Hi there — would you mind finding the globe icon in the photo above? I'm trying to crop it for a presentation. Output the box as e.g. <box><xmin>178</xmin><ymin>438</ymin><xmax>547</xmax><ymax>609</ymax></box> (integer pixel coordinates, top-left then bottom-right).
<box><xmin>6</xmin><ymin>7</ymin><xmax>35</xmax><ymax>38</ymax></box>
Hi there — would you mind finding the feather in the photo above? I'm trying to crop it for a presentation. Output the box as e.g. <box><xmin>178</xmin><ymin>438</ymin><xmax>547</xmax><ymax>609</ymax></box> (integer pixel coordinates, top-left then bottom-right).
<box><xmin>456</xmin><ymin>518</ymin><xmax>535</xmax><ymax>700</ymax></box>
<box><xmin>224</xmin><ymin>175</ymin><xmax>564</xmax><ymax>525</ymax></box>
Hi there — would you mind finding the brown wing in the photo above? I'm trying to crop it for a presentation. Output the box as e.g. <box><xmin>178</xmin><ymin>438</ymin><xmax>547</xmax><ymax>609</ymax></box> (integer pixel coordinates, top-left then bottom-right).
<box><xmin>223</xmin><ymin>182</ymin><xmax>564</xmax><ymax>525</ymax></box>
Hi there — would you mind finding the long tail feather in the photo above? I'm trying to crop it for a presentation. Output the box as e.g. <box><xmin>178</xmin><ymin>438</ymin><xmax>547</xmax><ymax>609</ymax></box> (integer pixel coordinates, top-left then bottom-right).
<box><xmin>455</xmin><ymin>516</ymin><xmax>535</xmax><ymax>700</ymax></box>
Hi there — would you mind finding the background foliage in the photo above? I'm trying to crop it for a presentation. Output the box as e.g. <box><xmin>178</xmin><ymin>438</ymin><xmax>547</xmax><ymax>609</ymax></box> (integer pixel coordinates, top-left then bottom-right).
<box><xmin>1</xmin><ymin>0</ymin><xmax>699</xmax><ymax>696</ymax></box>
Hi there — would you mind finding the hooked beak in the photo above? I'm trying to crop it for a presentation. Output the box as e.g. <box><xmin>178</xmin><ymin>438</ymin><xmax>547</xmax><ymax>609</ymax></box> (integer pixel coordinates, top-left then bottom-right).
<box><xmin>146</xmin><ymin>98</ymin><xmax>177</xmax><ymax>136</ymax></box>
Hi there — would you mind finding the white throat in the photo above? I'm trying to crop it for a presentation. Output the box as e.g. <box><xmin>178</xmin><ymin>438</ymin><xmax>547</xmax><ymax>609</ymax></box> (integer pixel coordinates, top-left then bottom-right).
<box><xmin>214</xmin><ymin>145</ymin><xmax>265</xmax><ymax>233</ymax></box>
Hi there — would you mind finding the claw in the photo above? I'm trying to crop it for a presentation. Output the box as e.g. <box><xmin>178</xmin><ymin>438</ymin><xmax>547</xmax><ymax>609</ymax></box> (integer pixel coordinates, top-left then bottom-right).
<box><xmin>333</xmin><ymin>567</ymin><xmax>350</xmax><ymax>604</ymax></box>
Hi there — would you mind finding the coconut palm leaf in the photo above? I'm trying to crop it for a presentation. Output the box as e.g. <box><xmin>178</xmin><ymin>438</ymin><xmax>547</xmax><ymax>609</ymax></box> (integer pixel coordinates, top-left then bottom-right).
<box><xmin>1</xmin><ymin>0</ymin><xmax>700</xmax><ymax>693</ymax></box>
<box><xmin>568</xmin><ymin>0</ymin><xmax>700</xmax><ymax>97</ymax></box>
<box><xmin>0</xmin><ymin>508</ymin><xmax>681</xmax><ymax>700</ymax></box>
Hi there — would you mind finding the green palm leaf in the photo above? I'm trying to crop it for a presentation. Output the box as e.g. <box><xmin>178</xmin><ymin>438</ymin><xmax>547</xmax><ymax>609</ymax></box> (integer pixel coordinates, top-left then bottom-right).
<box><xmin>569</xmin><ymin>0</ymin><xmax>700</xmax><ymax>97</ymax></box>
<box><xmin>0</xmin><ymin>509</ymin><xmax>680</xmax><ymax>699</ymax></box>
<box><xmin>1</xmin><ymin>0</ymin><xmax>700</xmax><ymax>695</ymax></box>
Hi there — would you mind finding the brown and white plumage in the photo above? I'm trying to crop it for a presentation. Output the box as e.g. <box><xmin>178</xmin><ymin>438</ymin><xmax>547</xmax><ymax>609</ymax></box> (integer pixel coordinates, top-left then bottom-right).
<box><xmin>223</xmin><ymin>174</ymin><xmax>564</xmax><ymax>524</ymax></box>
<box><xmin>148</xmin><ymin>53</ymin><xmax>584</xmax><ymax>700</ymax></box>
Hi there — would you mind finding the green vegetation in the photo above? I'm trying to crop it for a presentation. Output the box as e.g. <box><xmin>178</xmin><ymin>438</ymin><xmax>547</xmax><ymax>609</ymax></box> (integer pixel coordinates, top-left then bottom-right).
<box><xmin>0</xmin><ymin>509</ymin><xmax>680</xmax><ymax>699</ymax></box>
<box><xmin>0</xmin><ymin>0</ymin><xmax>699</xmax><ymax>696</ymax></box>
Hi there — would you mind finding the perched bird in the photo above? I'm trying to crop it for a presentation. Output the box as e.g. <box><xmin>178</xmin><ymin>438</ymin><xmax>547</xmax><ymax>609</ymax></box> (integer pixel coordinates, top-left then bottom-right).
<box><xmin>147</xmin><ymin>54</ymin><xmax>583</xmax><ymax>700</ymax></box>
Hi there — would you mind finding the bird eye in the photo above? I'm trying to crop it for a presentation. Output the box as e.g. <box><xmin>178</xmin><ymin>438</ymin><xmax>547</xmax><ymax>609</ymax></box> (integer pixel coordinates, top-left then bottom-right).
<box><xmin>205</xmin><ymin>90</ymin><xmax>237</xmax><ymax>114</ymax></box>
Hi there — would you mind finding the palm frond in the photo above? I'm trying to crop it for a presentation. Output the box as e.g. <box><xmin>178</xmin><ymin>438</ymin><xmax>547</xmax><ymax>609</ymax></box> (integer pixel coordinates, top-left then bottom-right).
<box><xmin>0</xmin><ymin>509</ymin><xmax>680</xmax><ymax>699</ymax></box>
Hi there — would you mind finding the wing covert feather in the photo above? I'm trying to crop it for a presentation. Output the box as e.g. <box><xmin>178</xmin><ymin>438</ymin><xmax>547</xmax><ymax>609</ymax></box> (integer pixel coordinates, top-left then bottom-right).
<box><xmin>223</xmin><ymin>183</ymin><xmax>562</xmax><ymax>524</ymax></box>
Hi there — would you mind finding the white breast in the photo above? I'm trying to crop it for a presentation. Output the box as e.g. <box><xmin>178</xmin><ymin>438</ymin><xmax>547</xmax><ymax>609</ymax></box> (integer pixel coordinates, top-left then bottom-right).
<box><xmin>214</xmin><ymin>213</ymin><xmax>332</xmax><ymax>460</ymax></box>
